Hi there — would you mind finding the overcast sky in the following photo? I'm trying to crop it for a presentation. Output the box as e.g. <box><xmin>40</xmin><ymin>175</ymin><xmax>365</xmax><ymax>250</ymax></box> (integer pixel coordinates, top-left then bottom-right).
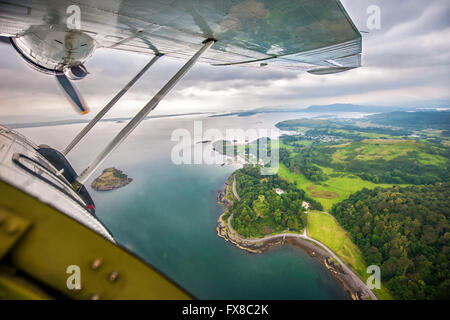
<box><xmin>0</xmin><ymin>0</ymin><xmax>449</xmax><ymax>123</ymax></box>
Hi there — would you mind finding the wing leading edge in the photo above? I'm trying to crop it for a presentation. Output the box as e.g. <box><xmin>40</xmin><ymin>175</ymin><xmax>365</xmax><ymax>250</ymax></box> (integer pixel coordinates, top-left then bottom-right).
<box><xmin>0</xmin><ymin>0</ymin><xmax>361</xmax><ymax>73</ymax></box>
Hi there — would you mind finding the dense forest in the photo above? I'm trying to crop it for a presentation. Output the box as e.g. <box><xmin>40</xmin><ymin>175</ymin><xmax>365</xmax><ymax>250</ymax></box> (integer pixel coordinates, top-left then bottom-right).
<box><xmin>279</xmin><ymin>148</ymin><xmax>328</xmax><ymax>182</ymax></box>
<box><xmin>367</xmin><ymin>111</ymin><xmax>450</xmax><ymax>133</ymax></box>
<box><xmin>227</xmin><ymin>166</ymin><xmax>322</xmax><ymax>238</ymax></box>
<box><xmin>331</xmin><ymin>184</ymin><xmax>450</xmax><ymax>299</ymax></box>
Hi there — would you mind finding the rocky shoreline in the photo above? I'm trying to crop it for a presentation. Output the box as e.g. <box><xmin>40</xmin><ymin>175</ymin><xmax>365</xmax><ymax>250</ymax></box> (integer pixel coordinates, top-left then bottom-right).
<box><xmin>216</xmin><ymin>175</ymin><xmax>369</xmax><ymax>300</ymax></box>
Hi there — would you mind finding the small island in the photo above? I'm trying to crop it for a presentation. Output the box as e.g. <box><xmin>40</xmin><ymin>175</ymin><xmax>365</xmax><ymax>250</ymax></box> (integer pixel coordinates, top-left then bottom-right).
<box><xmin>91</xmin><ymin>167</ymin><xmax>133</xmax><ymax>191</ymax></box>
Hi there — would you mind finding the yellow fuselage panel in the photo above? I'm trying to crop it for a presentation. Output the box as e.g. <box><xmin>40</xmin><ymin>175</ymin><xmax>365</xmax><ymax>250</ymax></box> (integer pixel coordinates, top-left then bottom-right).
<box><xmin>0</xmin><ymin>180</ymin><xmax>192</xmax><ymax>300</ymax></box>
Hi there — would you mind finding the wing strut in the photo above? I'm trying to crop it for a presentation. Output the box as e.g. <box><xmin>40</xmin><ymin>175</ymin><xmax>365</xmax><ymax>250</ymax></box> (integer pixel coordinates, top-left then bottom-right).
<box><xmin>62</xmin><ymin>54</ymin><xmax>162</xmax><ymax>156</ymax></box>
<box><xmin>75</xmin><ymin>39</ymin><xmax>215</xmax><ymax>186</ymax></box>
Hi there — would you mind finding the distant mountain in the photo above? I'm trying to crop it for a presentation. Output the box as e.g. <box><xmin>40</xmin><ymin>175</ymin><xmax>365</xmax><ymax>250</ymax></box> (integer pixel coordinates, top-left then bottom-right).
<box><xmin>301</xmin><ymin>104</ymin><xmax>409</xmax><ymax>113</ymax></box>
<box><xmin>210</xmin><ymin>104</ymin><xmax>421</xmax><ymax>118</ymax></box>
<box><xmin>209</xmin><ymin>111</ymin><xmax>258</xmax><ymax>118</ymax></box>
<box><xmin>4</xmin><ymin>112</ymin><xmax>210</xmax><ymax>129</ymax></box>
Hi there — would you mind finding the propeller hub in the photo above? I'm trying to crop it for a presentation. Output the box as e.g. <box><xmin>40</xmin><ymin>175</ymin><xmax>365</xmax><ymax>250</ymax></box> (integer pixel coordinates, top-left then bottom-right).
<box><xmin>63</xmin><ymin>64</ymin><xmax>89</xmax><ymax>80</ymax></box>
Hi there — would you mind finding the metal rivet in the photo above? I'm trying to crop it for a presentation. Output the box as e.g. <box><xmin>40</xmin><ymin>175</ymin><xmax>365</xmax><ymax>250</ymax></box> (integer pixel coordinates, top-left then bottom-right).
<box><xmin>90</xmin><ymin>294</ymin><xmax>100</xmax><ymax>300</ymax></box>
<box><xmin>73</xmin><ymin>286</ymin><xmax>83</xmax><ymax>292</ymax></box>
<box><xmin>109</xmin><ymin>271</ymin><xmax>119</xmax><ymax>282</ymax></box>
<box><xmin>91</xmin><ymin>258</ymin><xmax>102</xmax><ymax>270</ymax></box>
<box><xmin>6</xmin><ymin>223</ymin><xmax>19</xmax><ymax>235</ymax></box>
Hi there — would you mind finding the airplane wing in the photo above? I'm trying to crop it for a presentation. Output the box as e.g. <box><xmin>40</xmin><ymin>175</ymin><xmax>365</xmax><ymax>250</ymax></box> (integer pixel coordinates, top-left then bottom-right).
<box><xmin>0</xmin><ymin>0</ymin><xmax>361</xmax><ymax>73</ymax></box>
<box><xmin>0</xmin><ymin>2</ymin><xmax>362</xmax><ymax>299</ymax></box>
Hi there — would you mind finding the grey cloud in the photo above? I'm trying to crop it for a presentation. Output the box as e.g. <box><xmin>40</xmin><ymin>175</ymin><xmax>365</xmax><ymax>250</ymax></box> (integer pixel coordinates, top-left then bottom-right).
<box><xmin>0</xmin><ymin>0</ymin><xmax>449</xmax><ymax>123</ymax></box>
<box><xmin>342</xmin><ymin>0</ymin><xmax>449</xmax><ymax>35</ymax></box>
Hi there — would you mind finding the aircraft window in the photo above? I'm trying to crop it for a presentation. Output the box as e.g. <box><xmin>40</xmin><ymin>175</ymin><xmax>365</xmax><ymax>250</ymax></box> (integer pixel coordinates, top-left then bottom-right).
<box><xmin>13</xmin><ymin>153</ymin><xmax>73</xmax><ymax>192</ymax></box>
<box><xmin>12</xmin><ymin>153</ymin><xmax>90</xmax><ymax>210</ymax></box>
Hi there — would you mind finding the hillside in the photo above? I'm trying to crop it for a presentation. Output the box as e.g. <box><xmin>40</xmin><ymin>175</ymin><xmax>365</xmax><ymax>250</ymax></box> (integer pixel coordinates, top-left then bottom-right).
<box><xmin>366</xmin><ymin>111</ymin><xmax>450</xmax><ymax>132</ymax></box>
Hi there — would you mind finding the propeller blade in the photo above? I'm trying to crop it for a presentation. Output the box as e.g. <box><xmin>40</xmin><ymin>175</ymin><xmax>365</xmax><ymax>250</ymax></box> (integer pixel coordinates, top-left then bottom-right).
<box><xmin>4</xmin><ymin>35</ymin><xmax>89</xmax><ymax>115</ymax></box>
<box><xmin>56</xmin><ymin>73</ymin><xmax>89</xmax><ymax>114</ymax></box>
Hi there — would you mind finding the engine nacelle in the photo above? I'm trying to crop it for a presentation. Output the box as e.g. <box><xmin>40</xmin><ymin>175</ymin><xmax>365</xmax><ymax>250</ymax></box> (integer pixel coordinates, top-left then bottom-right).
<box><xmin>11</xmin><ymin>25</ymin><xmax>96</xmax><ymax>76</ymax></box>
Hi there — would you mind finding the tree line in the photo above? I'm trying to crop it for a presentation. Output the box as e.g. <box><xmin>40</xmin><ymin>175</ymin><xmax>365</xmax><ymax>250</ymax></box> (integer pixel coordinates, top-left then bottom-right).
<box><xmin>228</xmin><ymin>166</ymin><xmax>322</xmax><ymax>238</ymax></box>
<box><xmin>331</xmin><ymin>184</ymin><xmax>450</xmax><ymax>299</ymax></box>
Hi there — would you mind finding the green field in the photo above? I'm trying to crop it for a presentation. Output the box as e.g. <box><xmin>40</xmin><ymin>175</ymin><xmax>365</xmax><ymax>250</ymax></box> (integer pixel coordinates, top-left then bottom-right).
<box><xmin>275</xmin><ymin>136</ymin><xmax>447</xmax><ymax>209</ymax></box>
<box><xmin>277</xmin><ymin>163</ymin><xmax>394</xmax><ymax>211</ymax></box>
<box><xmin>277</xmin><ymin>140</ymin><xmax>294</xmax><ymax>149</ymax></box>
<box><xmin>307</xmin><ymin>212</ymin><xmax>366</xmax><ymax>275</ymax></box>
<box><xmin>332</xmin><ymin>139</ymin><xmax>447</xmax><ymax>165</ymax></box>
<box><xmin>307</xmin><ymin>211</ymin><xmax>393</xmax><ymax>300</ymax></box>
<box><xmin>275</xmin><ymin>114</ymin><xmax>449</xmax><ymax>300</ymax></box>
<box><xmin>332</xmin><ymin>129</ymin><xmax>394</xmax><ymax>139</ymax></box>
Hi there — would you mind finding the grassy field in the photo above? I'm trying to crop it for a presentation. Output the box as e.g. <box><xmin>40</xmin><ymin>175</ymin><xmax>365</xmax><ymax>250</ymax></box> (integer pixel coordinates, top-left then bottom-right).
<box><xmin>419</xmin><ymin>129</ymin><xmax>444</xmax><ymax>137</ymax></box>
<box><xmin>276</xmin><ymin>138</ymin><xmax>313</xmax><ymax>149</ymax></box>
<box><xmin>333</xmin><ymin>129</ymin><xmax>394</xmax><ymax>139</ymax></box>
<box><xmin>307</xmin><ymin>211</ymin><xmax>366</xmax><ymax>276</ymax></box>
<box><xmin>275</xmin><ymin>119</ymin><xmax>448</xmax><ymax>299</ymax></box>
<box><xmin>332</xmin><ymin>139</ymin><xmax>447</xmax><ymax>165</ymax></box>
<box><xmin>277</xmin><ymin>163</ymin><xmax>394</xmax><ymax>211</ymax></box>
<box><xmin>276</xmin><ymin>138</ymin><xmax>439</xmax><ymax>210</ymax></box>
<box><xmin>277</xmin><ymin>140</ymin><xmax>294</xmax><ymax>149</ymax></box>
<box><xmin>307</xmin><ymin>211</ymin><xmax>393</xmax><ymax>300</ymax></box>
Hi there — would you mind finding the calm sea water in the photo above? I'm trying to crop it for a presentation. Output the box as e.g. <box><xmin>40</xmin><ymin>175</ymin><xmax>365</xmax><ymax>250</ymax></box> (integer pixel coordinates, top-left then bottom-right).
<box><xmin>17</xmin><ymin>112</ymin><xmax>367</xmax><ymax>299</ymax></box>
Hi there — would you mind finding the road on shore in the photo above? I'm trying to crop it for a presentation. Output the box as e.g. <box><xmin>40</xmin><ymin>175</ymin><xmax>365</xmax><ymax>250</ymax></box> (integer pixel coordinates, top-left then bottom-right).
<box><xmin>227</xmin><ymin>213</ymin><xmax>377</xmax><ymax>300</ymax></box>
<box><xmin>232</xmin><ymin>175</ymin><xmax>240</xmax><ymax>201</ymax></box>
<box><xmin>227</xmin><ymin>179</ymin><xmax>377</xmax><ymax>300</ymax></box>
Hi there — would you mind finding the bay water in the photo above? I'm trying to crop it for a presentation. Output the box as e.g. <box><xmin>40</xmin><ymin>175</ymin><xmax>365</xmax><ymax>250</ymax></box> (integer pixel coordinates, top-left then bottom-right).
<box><xmin>17</xmin><ymin>112</ymin><xmax>366</xmax><ymax>299</ymax></box>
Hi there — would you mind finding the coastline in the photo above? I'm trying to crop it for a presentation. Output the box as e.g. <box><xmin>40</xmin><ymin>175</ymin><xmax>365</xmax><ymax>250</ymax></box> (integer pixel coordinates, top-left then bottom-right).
<box><xmin>216</xmin><ymin>174</ymin><xmax>371</xmax><ymax>300</ymax></box>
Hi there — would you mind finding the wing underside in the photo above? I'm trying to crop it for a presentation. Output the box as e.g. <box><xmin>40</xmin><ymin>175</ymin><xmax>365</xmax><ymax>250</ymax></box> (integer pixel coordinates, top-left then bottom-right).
<box><xmin>0</xmin><ymin>0</ymin><xmax>361</xmax><ymax>72</ymax></box>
